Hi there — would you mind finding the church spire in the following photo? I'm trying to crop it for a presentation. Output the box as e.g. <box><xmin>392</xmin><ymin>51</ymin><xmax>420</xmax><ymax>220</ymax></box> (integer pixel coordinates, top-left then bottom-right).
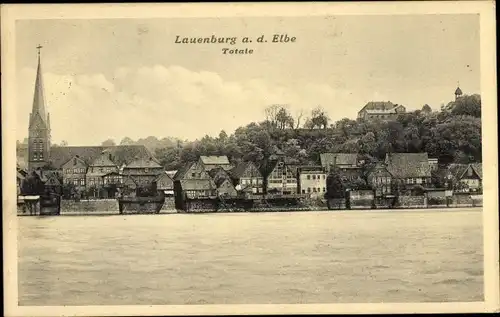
<box><xmin>31</xmin><ymin>44</ymin><xmax>47</xmax><ymax>124</ymax></box>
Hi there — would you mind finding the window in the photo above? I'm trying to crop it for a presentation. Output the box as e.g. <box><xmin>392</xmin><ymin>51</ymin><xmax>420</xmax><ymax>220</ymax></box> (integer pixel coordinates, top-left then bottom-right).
<box><xmin>307</xmin><ymin>188</ymin><xmax>311</xmax><ymax>193</ymax></box>
<box><xmin>323</xmin><ymin>187</ymin><xmax>326</xmax><ymax>192</ymax></box>
<box><xmin>416</xmin><ymin>178</ymin><xmax>422</xmax><ymax>184</ymax></box>
<box><xmin>313</xmin><ymin>188</ymin><xmax>317</xmax><ymax>193</ymax></box>
<box><xmin>302</xmin><ymin>189</ymin><xmax>305</xmax><ymax>194</ymax></box>
<box><xmin>312</xmin><ymin>175</ymin><xmax>316</xmax><ymax>180</ymax></box>
<box><xmin>191</xmin><ymin>173</ymin><xmax>196</xmax><ymax>178</ymax></box>
<box><xmin>307</xmin><ymin>175</ymin><xmax>311</xmax><ymax>180</ymax></box>
<box><xmin>317</xmin><ymin>188</ymin><xmax>321</xmax><ymax>192</ymax></box>
<box><xmin>323</xmin><ymin>175</ymin><xmax>326</xmax><ymax>179</ymax></box>
<box><xmin>80</xmin><ymin>179</ymin><xmax>85</xmax><ymax>186</ymax></box>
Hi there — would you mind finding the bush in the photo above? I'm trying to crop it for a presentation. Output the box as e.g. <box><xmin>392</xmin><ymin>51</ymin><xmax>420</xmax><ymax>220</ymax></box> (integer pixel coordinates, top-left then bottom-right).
<box><xmin>428</xmin><ymin>196</ymin><xmax>446</xmax><ymax>205</ymax></box>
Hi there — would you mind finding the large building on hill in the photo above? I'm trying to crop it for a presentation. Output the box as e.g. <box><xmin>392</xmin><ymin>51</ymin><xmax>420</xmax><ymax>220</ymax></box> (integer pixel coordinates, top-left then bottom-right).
<box><xmin>20</xmin><ymin>48</ymin><xmax>161</xmax><ymax>197</ymax></box>
<box><xmin>357</xmin><ymin>101</ymin><xmax>406</xmax><ymax>121</ymax></box>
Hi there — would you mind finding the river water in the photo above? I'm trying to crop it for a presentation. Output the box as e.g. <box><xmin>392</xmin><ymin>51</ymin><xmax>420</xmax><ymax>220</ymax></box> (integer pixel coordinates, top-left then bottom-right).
<box><xmin>18</xmin><ymin>208</ymin><xmax>483</xmax><ymax>305</ymax></box>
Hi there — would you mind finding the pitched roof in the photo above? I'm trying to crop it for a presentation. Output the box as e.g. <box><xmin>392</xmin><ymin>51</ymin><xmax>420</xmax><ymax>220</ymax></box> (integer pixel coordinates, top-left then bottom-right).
<box><xmin>200</xmin><ymin>155</ymin><xmax>230</xmax><ymax>165</ymax></box>
<box><xmin>449</xmin><ymin>163</ymin><xmax>483</xmax><ymax>181</ymax></box>
<box><xmin>359</xmin><ymin>101</ymin><xmax>395</xmax><ymax>113</ymax></box>
<box><xmin>89</xmin><ymin>152</ymin><xmax>117</xmax><ymax>167</ymax></box>
<box><xmin>165</xmin><ymin>170</ymin><xmax>177</xmax><ymax>178</ymax></box>
<box><xmin>180</xmin><ymin>179</ymin><xmax>216</xmax><ymax>191</ymax></box>
<box><xmin>448</xmin><ymin>163</ymin><xmax>468</xmax><ymax>181</ymax></box>
<box><xmin>455</xmin><ymin>86</ymin><xmax>463</xmax><ymax>95</ymax></box>
<box><xmin>155</xmin><ymin>171</ymin><xmax>174</xmax><ymax>182</ymax></box>
<box><xmin>49</xmin><ymin>145</ymin><xmax>155</xmax><ymax>169</ymax></box>
<box><xmin>385</xmin><ymin>153</ymin><xmax>431</xmax><ymax>178</ymax></box>
<box><xmin>230</xmin><ymin>161</ymin><xmax>253</xmax><ymax>179</ymax></box>
<box><xmin>471</xmin><ymin>163</ymin><xmax>482</xmax><ymax>179</ymax></box>
<box><xmin>61</xmin><ymin>155</ymin><xmax>87</xmax><ymax>168</ymax></box>
<box><xmin>124</xmin><ymin>156</ymin><xmax>163</xmax><ymax>169</ymax></box>
<box><xmin>320</xmin><ymin>153</ymin><xmax>358</xmax><ymax>167</ymax></box>
<box><xmin>173</xmin><ymin>162</ymin><xmax>194</xmax><ymax>181</ymax></box>
<box><xmin>298</xmin><ymin>165</ymin><xmax>325</xmax><ymax>173</ymax></box>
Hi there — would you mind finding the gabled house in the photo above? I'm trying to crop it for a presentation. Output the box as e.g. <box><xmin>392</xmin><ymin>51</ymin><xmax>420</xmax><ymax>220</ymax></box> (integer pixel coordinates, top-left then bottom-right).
<box><xmin>155</xmin><ymin>171</ymin><xmax>175</xmax><ymax>195</ymax></box>
<box><xmin>86</xmin><ymin>151</ymin><xmax>119</xmax><ymax>192</ymax></box>
<box><xmin>230</xmin><ymin>161</ymin><xmax>264</xmax><ymax>195</ymax></box>
<box><xmin>385</xmin><ymin>153</ymin><xmax>432</xmax><ymax>187</ymax></box>
<box><xmin>215</xmin><ymin>178</ymin><xmax>238</xmax><ymax>198</ymax></box>
<box><xmin>61</xmin><ymin>155</ymin><xmax>87</xmax><ymax>191</ymax></box>
<box><xmin>357</xmin><ymin>101</ymin><xmax>406</xmax><ymax>121</ymax></box>
<box><xmin>297</xmin><ymin>166</ymin><xmax>327</xmax><ymax>197</ymax></box>
<box><xmin>122</xmin><ymin>156</ymin><xmax>164</xmax><ymax>187</ymax></box>
<box><xmin>261</xmin><ymin>157</ymin><xmax>298</xmax><ymax>195</ymax></box>
<box><xmin>366</xmin><ymin>163</ymin><xmax>393</xmax><ymax>197</ymax></box>
<box><xmin>199</xmin><ymin>155</ymin><xmax>233</xmax><ymax>172</ymax></box>
<box><xmin>447</xmin><ymin>163</ymin><xmax>482</xmax><ymax>192</ymax></box>
<box><xmin>174</xmin><ymin>162</ymin><xmax>217</xmax><ymax>200</ymax></box>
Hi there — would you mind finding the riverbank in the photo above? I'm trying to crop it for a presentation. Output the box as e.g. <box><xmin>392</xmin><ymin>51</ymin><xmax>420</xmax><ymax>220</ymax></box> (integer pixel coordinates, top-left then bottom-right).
<box><xmin>16</xmin><ymin>195</ymin><xmax>482</xmax><ymax>216</ymax></box>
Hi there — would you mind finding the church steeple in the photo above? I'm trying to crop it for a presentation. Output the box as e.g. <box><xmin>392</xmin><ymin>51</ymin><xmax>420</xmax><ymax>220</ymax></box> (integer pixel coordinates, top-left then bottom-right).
<box><xmin>31</xmin><ymin>45</ymin><xmax>48</xmax><ymax>126</ymax></box>
<box><xmin>28</xmin><ymin>45</ymin><xmax>51</xmax><ymax>171</ymax></box>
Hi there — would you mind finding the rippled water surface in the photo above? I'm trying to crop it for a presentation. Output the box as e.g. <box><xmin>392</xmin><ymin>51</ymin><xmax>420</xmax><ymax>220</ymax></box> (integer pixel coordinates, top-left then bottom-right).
<box><xmin>18</xmin><ymin>209</ymin><xmax>483</xmax><ymax>305</ymax></box>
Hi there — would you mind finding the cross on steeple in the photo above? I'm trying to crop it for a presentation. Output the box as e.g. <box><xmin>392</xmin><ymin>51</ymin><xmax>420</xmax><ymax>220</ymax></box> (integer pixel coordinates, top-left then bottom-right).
<box><xmin>36</xmin><ymin>44</ymin><xmax>43</xmax><ymax>57</ymax></box>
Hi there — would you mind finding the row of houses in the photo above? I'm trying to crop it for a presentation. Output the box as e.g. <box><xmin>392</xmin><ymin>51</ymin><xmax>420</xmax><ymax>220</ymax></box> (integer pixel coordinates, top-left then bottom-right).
<box><xmin>17</xmin><ymin>146</ymin><xmax>483</xmax><ymax>201</ymax></box>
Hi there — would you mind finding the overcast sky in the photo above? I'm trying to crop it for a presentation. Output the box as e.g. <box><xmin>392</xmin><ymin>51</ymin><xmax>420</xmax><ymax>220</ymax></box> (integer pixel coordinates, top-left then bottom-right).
<box><xmin>16</xmin><ymin>15</ymin><xmax>480</xmax><ymax>145</ymax></box>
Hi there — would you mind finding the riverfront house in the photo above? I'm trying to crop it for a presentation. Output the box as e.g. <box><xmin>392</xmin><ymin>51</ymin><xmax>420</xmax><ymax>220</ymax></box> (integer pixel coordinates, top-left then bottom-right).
<box><xmin>155</xmin><ymin>172</ymin><xmax>175</xmax><ymax>196</ymax></box>
<box><xmin>297</xmin><ymin>166</ymin><xmax>327</xmax><ymax>197</ymax></box>
<box><xmin>121</xmin><ymin>156</ymin><xmax>164</xmax><ymax>187</ymax></box>
<box><xmin>385</xmin><ymin>153</ymin><xmax>432</xmax><ymax>188</ymax></box>
<box><xmin>366</xmin><ymin>163</ymin><xmax>393</xmax><ymax>197</ymax></box>
<box><xmin>62</xmin><ymin>156</ymin><xmax>87</xmax><ymax>191</ymax></box>
<box><xmin>230</xmin><ymin>161</ymin><xmax>264</xmax><ymax>195</ymax></box>
<box><xmin>447</xmin><ymin>163</ymin><xmax>483</xmax><ymax>193</ymax></box>
<box><xmin>261</xmin><ymin>156</ymin><xmax>298</xmax><ymax>195</ymax></box>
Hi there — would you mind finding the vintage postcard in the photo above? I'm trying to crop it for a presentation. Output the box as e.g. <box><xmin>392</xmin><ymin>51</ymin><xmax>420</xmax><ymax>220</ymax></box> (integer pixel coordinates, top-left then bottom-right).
<box><xmin>2</xmin><ymin>1</ymin><xmax>499</xmax><ymax>316</ymax></box>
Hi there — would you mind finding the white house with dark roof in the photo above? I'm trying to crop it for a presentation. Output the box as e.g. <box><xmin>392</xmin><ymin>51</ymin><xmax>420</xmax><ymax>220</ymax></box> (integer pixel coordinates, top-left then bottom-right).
<box><xmin>230</xmin><ymin>161</ymin><xmax>264</xmax><ymax>195</ymax></box>
<box><xmin>357</xmin><ymin>101</ymin><xmax>406</xmax><ymax>121</ymax></box>
<box><xmin>447</xmin><ymin>163</ymin><xmax>482</xmax><ymax>192</ymax></box>
<box><xmin>297</xmin><ymin>165</ymin><xmax>327</xmax><ymax>197</ymax></box>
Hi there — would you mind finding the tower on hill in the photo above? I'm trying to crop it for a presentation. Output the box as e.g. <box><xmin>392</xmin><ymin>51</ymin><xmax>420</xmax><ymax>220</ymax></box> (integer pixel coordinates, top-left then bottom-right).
<box><xmin>455</xmin><ymin>82</ymin><xmax>463</xmax><ymax>101</ymax></box>
<box><xmin>28</xmin><ymin>45</ymin><xmax>51</xmax><ymax>171</ymax></box>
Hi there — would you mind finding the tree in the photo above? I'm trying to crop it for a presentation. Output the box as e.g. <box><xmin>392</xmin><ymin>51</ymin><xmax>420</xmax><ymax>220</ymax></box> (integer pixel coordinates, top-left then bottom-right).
<box><xmin>309</xmin><ymin>106</ymin><xmax>329</xmax><ymax>129</ymax></box>
<box><xmin>120</xmin><ymin>137</ymin><xmax>135</xmax><ymax>145</ymax></box>
<box><xmin>101</xmin><ymin>139</ymin><xmax>116</xmax><ymax>147</ymax></box>
<box><xmin>422</xmin><ymin>104</ymin><xmax>432</xmax><ymax>113</ymax></box>
<box><xmin>60</xmin><ymin>140</ymin><xmax>69</xmax><ymax>146</ymax></box>
<box><xmin>326</xmin><ymin>168</ymin><xmax>346</xmax><ymax>198</ymax></box>
<box><xmin>451</xmin><ymin>94</ymin><xmax>481</xmax><ymax>118</ymax></box>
